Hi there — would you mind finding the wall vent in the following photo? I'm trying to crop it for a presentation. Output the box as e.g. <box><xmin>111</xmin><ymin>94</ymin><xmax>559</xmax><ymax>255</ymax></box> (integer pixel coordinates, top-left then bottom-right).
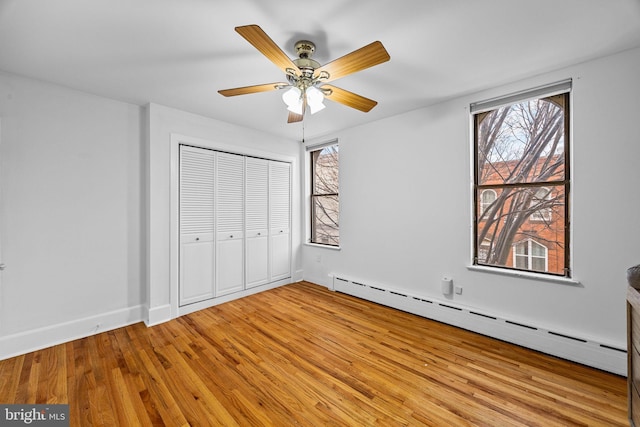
<box><xmin>505</xmin><ymin>320</ymin><xmax>538</xmax><ymax>330</ymax></box>
<box><xmin>390</xmin><ymin>291</ymin><xmax>408</xmax><ymax>298</ymax></box>
<box><xmin>548</xmin><ymin>331</ymin><xmax>587</xmax><ymax>343</ymax></box>
<box><xmin>439</xmin><ymin>303</ymin><xmax>463</xmax><ymax>311</ymax></box>
<box><xmin>601</xmin><ymin>344</ymin><xmax>626</xmax><ymax>353</ymax></box>
<box><xmin>470</xmin><ymin>311</ymin><xmax>497</xmax><ymax>320</ymax></box>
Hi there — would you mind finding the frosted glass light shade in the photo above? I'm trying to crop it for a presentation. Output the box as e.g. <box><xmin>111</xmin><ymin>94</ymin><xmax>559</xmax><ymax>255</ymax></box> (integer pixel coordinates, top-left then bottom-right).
<box><xmin>306</xmin><ymin>86</ymin><xmax>325</xmax><ymax>114</ymax></box>
<box><xmin>282</xmin><ymin>86</ymin><xmax>303</xmax><ymax>114</ymax></box>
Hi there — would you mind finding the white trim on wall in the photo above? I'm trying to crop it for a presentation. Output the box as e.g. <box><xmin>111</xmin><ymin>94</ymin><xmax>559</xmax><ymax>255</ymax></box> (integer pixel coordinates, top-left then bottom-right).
<box><xmin>0</xmin><ymin>305</ymin><xmax>145</xmax><ymax>361</ymax></box>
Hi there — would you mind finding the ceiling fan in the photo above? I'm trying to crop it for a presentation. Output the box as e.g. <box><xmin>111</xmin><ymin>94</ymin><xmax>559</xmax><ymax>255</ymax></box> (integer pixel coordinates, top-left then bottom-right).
<box><xmin>218</xmin><ymin>25</ymin><xmax>390</xmax><ymax>123</ymax></box>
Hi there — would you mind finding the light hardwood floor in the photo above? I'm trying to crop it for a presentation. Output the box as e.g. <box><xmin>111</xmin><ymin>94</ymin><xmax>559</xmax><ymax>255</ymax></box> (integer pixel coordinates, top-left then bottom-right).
<box><xmin>0</xmin><ymin>281</ymin><xmax>628</xmax><ymax>426</ymax></box>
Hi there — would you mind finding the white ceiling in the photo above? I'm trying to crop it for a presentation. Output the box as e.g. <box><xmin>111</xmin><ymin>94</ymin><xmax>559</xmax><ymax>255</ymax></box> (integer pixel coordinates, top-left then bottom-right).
<box><xmin>1</xmin><ymin>0</ymin><xmax>640</xmax><ymax>142</ymax></box>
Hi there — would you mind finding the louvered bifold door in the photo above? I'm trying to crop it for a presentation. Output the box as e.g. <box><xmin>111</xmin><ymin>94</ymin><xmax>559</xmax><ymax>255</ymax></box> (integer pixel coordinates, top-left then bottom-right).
<box><xmin>179</xmin><ymin>145</ymin><xmax>216</xmax><ymax>306</ymax></box>
<box><xmin>215</xmin><ymin>152</ymin><xmax>245</xmax><ymax>296</ymax></box>
<box><xmin>269</xmin><ymin>161</ymin><xmax>291</xmax><ymax>281</ymax></box>
<box><xmin>245</xmin><ymin>157</ymin><xmax>269</xmax><ymax>288</ymax></box>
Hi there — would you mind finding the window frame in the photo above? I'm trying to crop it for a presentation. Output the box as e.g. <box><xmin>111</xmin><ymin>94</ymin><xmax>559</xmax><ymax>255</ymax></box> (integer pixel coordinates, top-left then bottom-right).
<box><xmin>471</xmin><ymin>81</ymin><xmax>572</xmax><ymax>278</ymax></box>
<box><xmin>308</xmin><ymin>141</ymin><xmax>340</xmax><ymax>247</ymax></box>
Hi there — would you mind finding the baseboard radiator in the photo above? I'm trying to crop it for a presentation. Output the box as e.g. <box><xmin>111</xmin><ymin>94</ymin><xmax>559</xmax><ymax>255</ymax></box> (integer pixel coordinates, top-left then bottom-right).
<box><xmin>332</xmin><ymin>275</ymin><xmax>627</xmax><ymax>376</ymax></box>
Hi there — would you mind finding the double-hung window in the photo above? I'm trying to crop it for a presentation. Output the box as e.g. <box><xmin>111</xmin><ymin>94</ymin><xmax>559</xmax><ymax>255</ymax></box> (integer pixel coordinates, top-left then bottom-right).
<box><xmin>472</xmin><ymin>80</ymin><xmax>571</xmax><ymax>277</ymax></box>
<box><xmin>309</xmin><ymin>142</ymin><xmax>339</xmax><ymax>246</ymax></box>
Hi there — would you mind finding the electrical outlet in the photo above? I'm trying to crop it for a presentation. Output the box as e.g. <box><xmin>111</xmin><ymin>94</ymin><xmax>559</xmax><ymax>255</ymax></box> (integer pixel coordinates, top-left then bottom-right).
<box><xmin>455</xmin><ymin>286</ymin><xmax>463</xmax><ymax>295</ymax></box>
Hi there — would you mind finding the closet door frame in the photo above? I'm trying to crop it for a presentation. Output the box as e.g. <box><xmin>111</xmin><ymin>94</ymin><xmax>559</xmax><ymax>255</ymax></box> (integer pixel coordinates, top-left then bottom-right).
<box><xmin>170</xmin><ymin>133</ymin><xmax>295</xmax><ymax>319</ymax></box>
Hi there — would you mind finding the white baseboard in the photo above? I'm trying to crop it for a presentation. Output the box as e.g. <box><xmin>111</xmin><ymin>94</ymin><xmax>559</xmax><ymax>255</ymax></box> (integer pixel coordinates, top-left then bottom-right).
<box><xmin>332</xmin><ymin>275</ymin><xmax>627</xmax><ymax>376</ymax></box>
<box><xmin>0</xmin><ymin>305</ymin><xmax>145</xmax><ymax>361</ymax></box>
<box><xmin>145</xmin><ymin>304</ymin><xmax>172</xmax><ymax>327</ymax></box>
<box><xmin>302</xmin><ymin>272</ymin><xmax>333</xmax><ymax>289</ymax></box>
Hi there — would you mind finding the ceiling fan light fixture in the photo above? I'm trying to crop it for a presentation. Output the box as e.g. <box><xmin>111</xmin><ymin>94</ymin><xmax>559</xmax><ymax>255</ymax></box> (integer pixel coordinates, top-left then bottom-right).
<box><xmin>308</xmin><ymin>101</ymin><xmax>325</xmax><ymax>115</ymax></box>
<box><xmin>306</xmin><ymin>86</ymin><xmax>325</xmax><ymax>114</ymax></box>
<box><xmin>282</xmin><ymin>86</ymin><xmax>303</xmax><ymax>114</ymax></box>
<box><xmin>282</xmin><ymin>86</ymin><xmax>302</xmax><ymax>106</ymax></box>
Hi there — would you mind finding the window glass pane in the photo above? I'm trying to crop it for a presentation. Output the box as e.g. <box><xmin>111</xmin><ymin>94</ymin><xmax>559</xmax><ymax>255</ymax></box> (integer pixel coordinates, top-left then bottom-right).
<box><xmin>478</xmin><ymin>239</ymin><xmax>491</xmax><ymax>263</ymax></box>
<box><xmin>312</xmin><ymin>146</ymin><xmax>339</xmax><ymax>194</ymax></box>
<box><xmin>312</xmin><ymin>195</ymin><xmax>339</xmax><ymax>245</ymax></box>
<box><xmin>310</xmin><ymin>143</ymin><xmax>339</xmax><ymax>246</ymax></box>
<box><xmin>515</xmin><ymin>241</ymin><xmax>528</xmax><ymax>255</ymax></box>
<box><xmin>530</xmin><ymin>187</ymin><xmax>552</xmax><ymax>221</ymax></box>
<box><xmin>476</xmin><ymin>184</ymin><xmax>563</xmax><ymax>274</ymax></box>
<box><xmin>477</xmin><ymin>97</ymin><xmax>565</xmax><ymax>186</ymax></box>
<box><xmin>483</xmin><ymin>190</ymin><xmax>496</xmax><ymax>203</ymax></box>
<box><xmin>531</xmin><ymin>241</ymin><xmax>546</xmax><ymax>257</ymax></box>
<box><xmin>531</xmin><ymin>257</ymin><xmax>546</xmax><ymax>272</ymax></box>
<box><xmin>480</xmin><ymin>190</ymin><xmax>496</xmax><ymax>215</ymax></box>
<box><xmin>515</xmin><ymin>254</ymin><xmax>528</xmax><ymax>269</ymax></box>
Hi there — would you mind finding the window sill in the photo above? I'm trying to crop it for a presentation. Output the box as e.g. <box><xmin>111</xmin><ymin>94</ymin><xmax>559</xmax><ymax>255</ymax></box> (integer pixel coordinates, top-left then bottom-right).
<box><xmin>466</xmin><ymin>265</ymin><xmax>581</xmax><ymax>286</ymax></box>
<box><xmin>304</xmin><ymin>242</ymin><xmax>341</xmax><ymax>251</ymax></box>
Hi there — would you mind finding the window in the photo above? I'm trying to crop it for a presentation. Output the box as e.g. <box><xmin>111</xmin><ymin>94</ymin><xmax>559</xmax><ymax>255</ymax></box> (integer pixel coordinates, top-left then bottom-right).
<box><xmin>480</xmin><ymin>189</ymin><xmax>497</xmax><ymax>217</ymax></box>
<box><xmin>514</xmin><ymin>239</ymin><xmax>548</xmax><ymax>272</ymax></box>
<box><xmin>472</xmin><ymin>80</ymin><xmax>570</xmax><ymax>277</ymax></box>
<box><xmin>310</xmin><ymin>143</ymin><xmax>339</xmax><ymax>246</ymax></box>
<box><xmin>530</xmin><ymin>187</ymin><xmax>552</xmax><ymax>221</ymax></box>
<box><xmin>478</xmin><ymin>238</ymin><xmax>492</xmax><ymax>263</ymax></box>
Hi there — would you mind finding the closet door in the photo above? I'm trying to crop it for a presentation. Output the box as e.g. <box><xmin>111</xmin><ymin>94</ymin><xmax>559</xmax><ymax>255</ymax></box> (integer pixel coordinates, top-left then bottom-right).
<box><xmin>179</xmin><ymin>146</ymin><xmax>215</xmax><ymax>306</ymax></box>
<box><xmin>269</xmin><ymin>161</ymin><xmax>291</xmax><ymax>281</ymax></box>
<box><xmin>245</xmin><ymin>157</ymin><xmax>269</xmax><ymax>288</ymax></box>
<box><xmin>215</xmin><ymin>152</ymin><xmax>245</xmax><ymax>296</ymax></box>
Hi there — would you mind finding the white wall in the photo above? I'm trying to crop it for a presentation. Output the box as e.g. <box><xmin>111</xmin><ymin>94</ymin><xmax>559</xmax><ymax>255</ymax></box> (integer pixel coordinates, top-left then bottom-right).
<box><xmin>0</xmin><ymin>75</ymin><xmax>302</xmax><ymax>358</ymax></box>
<box><xmin>0</xmin><ymin>72</ymin><xmax>144</xmax><ymax>357</ymax></box>
<box><xmin>146</xmin><ymin>103</ymin><xmax>301</xmax><ymax>324</ymax></box>
<box><xmin>303</xmin><ymin>48</ymin><xmax>640</xmax><ymax>354</ymax></box>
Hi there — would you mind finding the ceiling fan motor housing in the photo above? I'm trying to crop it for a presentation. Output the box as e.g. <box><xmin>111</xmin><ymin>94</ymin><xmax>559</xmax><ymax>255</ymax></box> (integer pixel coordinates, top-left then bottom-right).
<box><xmin>294</xmin><ymin>40</ymin><xmax>315</xmax><ymax>58</ymax></box>
<box><xmin>293</xmin><ymin>40</ymin><xmax>320</xmax><ymax>78</ymax></box>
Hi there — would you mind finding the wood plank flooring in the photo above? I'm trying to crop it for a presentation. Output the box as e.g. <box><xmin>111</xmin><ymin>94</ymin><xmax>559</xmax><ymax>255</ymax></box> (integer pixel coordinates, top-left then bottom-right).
<box><xmin>0</xmin><ymin>281</ymin><xmax>628</xmax><ymax>426</ymax></box>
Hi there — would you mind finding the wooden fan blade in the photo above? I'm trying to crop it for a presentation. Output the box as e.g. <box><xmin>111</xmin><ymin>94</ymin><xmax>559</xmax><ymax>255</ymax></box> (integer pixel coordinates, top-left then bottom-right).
<box><xmin>287</xmin><ymin>111</ymin><xmax>304</xmax><ymax>123</ymax></box>
<box><xmin>314</xmin><ymin>41</ymin><xmax>390</xmax><ymax>82</ymax></box>
<box><xmin>235</xmin><ymin>25</ymin><xmax>299</xmax><ymax>75</ymax></box>
<box><xmin>322</xmin><ymin>84</ymin><xmax>378</xmax><ymax>112</ymax></box>
<box><xmin>287</xmin><ymin>95</ymin><xmax>307</xmax><ymax>123</ymax></box>
<box><xmin>218</xmin><ymin>83</ymin><xmax>288</xmax><ymax>97</ymax></box>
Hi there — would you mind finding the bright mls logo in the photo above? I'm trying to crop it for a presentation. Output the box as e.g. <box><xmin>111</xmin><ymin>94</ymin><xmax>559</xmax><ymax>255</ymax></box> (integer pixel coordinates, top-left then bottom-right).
<box><xmin>0</xmin><ymin>404</ymin><xmax>68</xmax><ymax>426</ymax></box>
